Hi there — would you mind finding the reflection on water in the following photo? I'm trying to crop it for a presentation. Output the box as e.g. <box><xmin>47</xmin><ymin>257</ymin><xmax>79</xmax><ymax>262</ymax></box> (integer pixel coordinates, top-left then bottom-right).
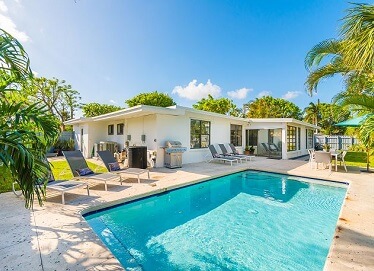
<box><xmin>85</xmin><ymin>171</ymin><xmax>341</xmax><ymax>271</ymax></box>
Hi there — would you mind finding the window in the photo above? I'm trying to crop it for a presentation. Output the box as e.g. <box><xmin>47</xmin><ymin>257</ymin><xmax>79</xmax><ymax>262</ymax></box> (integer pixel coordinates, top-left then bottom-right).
<box><xmin>306</xmin><ymin>129</ymin><xmax>314</xmax><ymax>149</ymax></box>
<box><xmin>287</xmin><ymin>126</ymin><xmax>297</xmax><ymax>151</ymax></box>
<box><xmin>230</xmin><ymin>124</ymin><xmax>242</xmax><ymax>146</ymax></box>
<box><xmin>298</xmin><ymin>127</ymin><xmax>301</xmax><ymax>150</ymax></box>
<box><xmin>246</xmin><ymin>129</ymin><xmax>258</xmax><ymax>146</ymax></box>
<box><xmin>117</xmin><ymin>123</ymin><xmax>124</xmax><ymax>135</ymax></box>
<box><xmin>108</xmin><ymin>124</ymin><xmax>114</xmax><ymax>135</ymax></box>
<box><xmin>190</xmin><ymin>119</ymin><xmax>210</xmax><ymax>149</ymax></box>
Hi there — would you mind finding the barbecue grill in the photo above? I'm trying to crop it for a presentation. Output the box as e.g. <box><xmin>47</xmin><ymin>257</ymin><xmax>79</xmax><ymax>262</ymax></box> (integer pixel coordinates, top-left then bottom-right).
<box><xmin>164</xmin><ymin>141</ymin><xmax>187</xmax><ymax>168</ymax></box>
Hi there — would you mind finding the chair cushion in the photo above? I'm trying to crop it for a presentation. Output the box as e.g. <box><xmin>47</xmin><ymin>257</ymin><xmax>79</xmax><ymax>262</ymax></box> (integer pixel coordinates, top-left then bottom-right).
<box><xmin>108</xmin><ymin>162</ymin><xmax>121</xmax><ymax>171</ymax></box>
<box><xmin>76</xmin><ymin>167</ymin><xmax>94</xmax><ymax>176</ymax></box>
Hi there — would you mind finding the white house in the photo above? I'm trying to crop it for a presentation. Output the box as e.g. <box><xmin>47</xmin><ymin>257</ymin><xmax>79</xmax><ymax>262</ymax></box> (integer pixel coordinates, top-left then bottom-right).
<box><xmin>65</xmin><ymin>105</ymin><xmax>318</xmax><ymax>167</ymax></box>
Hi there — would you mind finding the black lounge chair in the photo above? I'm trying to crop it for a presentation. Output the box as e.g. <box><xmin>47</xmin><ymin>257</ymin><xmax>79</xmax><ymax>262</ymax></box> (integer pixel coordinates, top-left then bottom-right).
<box><xmin>228</xmin><ymin>143</ymin><xmax>255</xmax><ymax>161</ymax></box>
<box><xmin>63</xmin><ymin>150</ymin><xmax>121</xmax><ymax>191</ymax></box>
<box><xmin>207</xmin><ymin>145</ymin><xmax>239</xmax><ymax>166</ymax></box>
<box><xmin>97</xmin><ymin>150</ymin><xmax>150</xmax><ymax>183</ymax></box>
<box><xmin>218</xmin><ymin>144</ymin><xmax>248</xmax><ymax>162</ymax></box>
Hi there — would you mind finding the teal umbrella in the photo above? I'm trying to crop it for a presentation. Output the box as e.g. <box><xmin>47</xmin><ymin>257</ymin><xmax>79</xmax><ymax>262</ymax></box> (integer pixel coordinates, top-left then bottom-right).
<box><xmin>335</xmin><ymin>114</ymin><xmax>372</xmax><ymax>172</ymax></box>
<box><xmin>335</xmin><ymin>114</ymin><xmax>370</xmax><ymax>127</ymax></box>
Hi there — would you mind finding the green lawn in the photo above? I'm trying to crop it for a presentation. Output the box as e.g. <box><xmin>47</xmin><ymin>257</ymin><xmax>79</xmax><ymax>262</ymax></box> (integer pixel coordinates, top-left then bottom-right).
<box><xmin>344</xmin><ymin>151</ymin><xmax>373</xmax><ymax>169</ymax></box>
<box><xmin>0</xmin><ymin>160</ymin><xmax>107</xmax><ymax>194</ymax></box>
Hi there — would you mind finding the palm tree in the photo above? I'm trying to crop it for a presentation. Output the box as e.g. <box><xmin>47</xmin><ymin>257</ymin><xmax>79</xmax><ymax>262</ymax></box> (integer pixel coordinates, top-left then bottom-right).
<box><xmin>0</xmin><ymin>29</ymin><xmax>60</xmax><ymax>208</ymax></box>
<box><xmin>305</xmin><ymin>3</ymin><xmax>374</xmax><ymax>95</ymax></box>
<box><xmin>303</xmin><ymin>101</ymin><xmax>320</xmax><ymax>126</ymax></box>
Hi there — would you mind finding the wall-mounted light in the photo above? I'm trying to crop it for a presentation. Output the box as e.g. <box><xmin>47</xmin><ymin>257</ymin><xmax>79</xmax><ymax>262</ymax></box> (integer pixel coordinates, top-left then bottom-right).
<box><xmin>127</xmin><ymin>135</ymin><xmax>131</xmax><ymax>141</ymax></box>
<box><xmin>141</xmin><ymin>134</ymin><xmax>146</xmax><ymax>142</ymax></box>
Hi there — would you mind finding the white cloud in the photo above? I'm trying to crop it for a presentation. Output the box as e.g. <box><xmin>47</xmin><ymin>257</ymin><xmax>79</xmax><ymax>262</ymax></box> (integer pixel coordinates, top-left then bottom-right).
<box><xmin>172</xmin><ymin>79</ymin><xmax>221</xmax><ymax>100</ymax></box>
<box><xmin>0</xmin><ymin>15</ymin><xmax>30</xmax><ymax>42</ymax></box>
<box><xmin>257</xmin><ymin>91</ymin><xmax>271</xmax><ymax>98</ymax></box>
<box><xmin>282</xmin><ymin>91</ymin><xmax>301</xmax><ymax>100</ymax></box>
<box><xmin>109</xmin><ymin>99</ymin><xmax>117</xmax><ymax>104</ymax></box>
<box><xmin>0</xmin><ymin>1</ymin><xmax>8</xmax><ymax>12</ymax></box>
<box><xmin>32</xmin><ymin>70</ymin><xmax>38</xmax><ymax>76</ymax></box>
<box><xmin>227</xmin><ymin>87</ymin><xmax>252</xmax><ymax>100</ymax></box>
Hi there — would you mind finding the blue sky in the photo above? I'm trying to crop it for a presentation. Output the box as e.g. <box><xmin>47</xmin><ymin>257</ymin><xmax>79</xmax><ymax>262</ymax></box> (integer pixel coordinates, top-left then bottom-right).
<box><xmin>1</xmin><ymin>0</ymin><xmax>350</xmax><ymax>116</ymax></box>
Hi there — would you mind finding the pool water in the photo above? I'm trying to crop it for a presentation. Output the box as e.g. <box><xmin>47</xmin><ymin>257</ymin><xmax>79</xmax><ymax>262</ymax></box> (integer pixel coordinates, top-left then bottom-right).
<box><xmin>84</xmin><ymin>170</ymin><xmax>347</xmax><ymax>271</ymax></box>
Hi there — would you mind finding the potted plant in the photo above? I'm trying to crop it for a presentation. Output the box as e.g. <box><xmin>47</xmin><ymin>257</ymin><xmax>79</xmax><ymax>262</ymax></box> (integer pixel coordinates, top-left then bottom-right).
<box><xmin>323</xmin><ymin>143</ymin><xmax>330</xmax><ymax>152</ymax></box>
<box><xmin>249</xmin><ymin>146</ymin><xmax>255</xmax><ymax>155</ymax></box>
<box><xmin>244</xmin><ymin>146</ymin><xmax>250</xmax><ymax>155</ymax></box>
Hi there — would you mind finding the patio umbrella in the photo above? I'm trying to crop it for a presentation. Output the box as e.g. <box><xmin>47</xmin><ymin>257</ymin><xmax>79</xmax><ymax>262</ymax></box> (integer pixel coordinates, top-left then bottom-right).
<box><xmin>335</xmin><ymin>114</ymin><xmax>369</xmax><ymax>127</ymax></box>
<box><xmin>335</xmin><ymin>114</ymin><xmax>372</xmax><ymax>172</ymax></box>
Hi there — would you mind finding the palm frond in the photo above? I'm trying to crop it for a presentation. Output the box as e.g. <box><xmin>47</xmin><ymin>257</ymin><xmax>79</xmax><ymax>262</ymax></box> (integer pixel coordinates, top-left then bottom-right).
<box><xmin>305</xmin><ymin>39</ymin><xmax>343</xmax><ymax>70</ymax></box>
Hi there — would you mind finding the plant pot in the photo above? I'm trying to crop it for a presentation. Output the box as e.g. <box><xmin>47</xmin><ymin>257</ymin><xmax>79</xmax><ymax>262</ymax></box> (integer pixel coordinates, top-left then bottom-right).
<box><xmin>244</xmin><ymin>150</ymin><xmax>250</xmax><ymax>155</ymax></box>
<box><xmin>249</xmin><ymin>151</ymin><xmax>255</xmax><ymax>155</ymax></box>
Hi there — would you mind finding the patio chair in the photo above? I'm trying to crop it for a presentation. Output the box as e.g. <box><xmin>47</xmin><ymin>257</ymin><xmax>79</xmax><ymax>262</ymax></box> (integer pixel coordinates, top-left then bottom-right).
<box><xmin>228</xmin><ymin>143</ymin><xmax>255</xmax><ymax>161</ymax></box>
<box><xmin>97</xmin><ymin>150</ymin><xmax>150</xmax><ymax>183</ymax></box>
<box><xmin>12</xmin><ymin>172</ymin><xmax>89</xmax><ymax>205</ymax></box>
<box><xmin>63</xmin><ymin>150</ymin><xmax>121</xmax><ymax>191</ymax></box>
<box><xmin>314</xmin><ymin>151</ymin><xmax>332</xmax><ymax>171</ymax></box>
<box><xmin>219</xmin><ymin>144</ymin><xmax>251</xmax><ymax>162</ymax></box>
<box><xmin>206</xmin><ymin>145</ymin><xmax>239</xmax><ymax>166</ymax></box>
<box><xmin>307</xmin><ymin>149</ymin><xmax>316</xmax><ymax>168</ymax></box>
<box><xmin>337</xmin><ymin>150</ymin><xmax>348</xmax><ymax>172</ymax></box>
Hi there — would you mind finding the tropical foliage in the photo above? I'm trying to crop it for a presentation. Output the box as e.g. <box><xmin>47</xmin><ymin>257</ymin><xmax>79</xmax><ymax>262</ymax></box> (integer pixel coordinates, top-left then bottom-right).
<box><xmin>125</xmin><ymin>91</ymin><xmax>176</xmax><ymax>107</ymax></box>
<box><xmin>82</xmin><ymin>102</ymin><xmax>122</xmax><ymax>117</ymax></box>
<box><xmin>7</xmin><ymin>77</ymin><xmax>81</xmax><ymax>131</ymax></box>
<box><xmin>303</xmin><ymin>102</ymin><xmax>320</xmax><ymax>126</ymax></box>
<box><xmin>193</xmin><ymin>94</ymin><xmax>242</xmax><ymax>116</ymax></box>
<box><xmin>0</xmin><ymin>29</ymin><xmax>60</xmax><ymax>208</ymax></box>
<box><xmin>305</xmin><ymin>3</ymin><xmax>374</xmax><ymax>168</ymax></box>
<box><xmin>245</xmin><ymin>96</ymin><xmax>302</xmax><ymax>119</ymax></box>
<box><xmin>318</xmin><ymin>103</ymin><xmax>351</xmax><ymax>135</ymax></box>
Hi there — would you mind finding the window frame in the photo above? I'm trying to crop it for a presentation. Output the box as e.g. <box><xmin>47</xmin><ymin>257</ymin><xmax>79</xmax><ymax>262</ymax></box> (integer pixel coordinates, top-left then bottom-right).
<box><xmin>246</xmin><ymin>129</ymin><xmax>258</xmax><ymax>147</ymax></box>
<box><xmin>287</xmin><ymin>125</ymin><xmax>297</xmax><ymax>151</ymax></box>
<box><xmin>117</xmin><ymin>123</ymin><xmax>124</xmax><ymax>135</ymax></box>
<box><xmin>230</xmin><ymin>124</ymin><xmax>242</xmax><ymax>147</ymax></box>
<box><xmin>190</xmin><ymin>119</ymin><xmax>211</xmax><ymax>149</ymax></box>
<box><xmin>306</xmin><ymin>129</ymin><xmax>314</xmax><ymax>149</ymax></box>
<box><xmin>108</xmin><ymin>124</ymin><xmax>114</xmax><ymax>135</ymax></box>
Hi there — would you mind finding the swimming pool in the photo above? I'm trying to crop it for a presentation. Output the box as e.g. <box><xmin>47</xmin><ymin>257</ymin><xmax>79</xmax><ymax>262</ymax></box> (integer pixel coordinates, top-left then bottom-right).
<box><xmin>84</xmin><ymin>170</ymin><xmax>347</xmax><ymax>270</ymax></box>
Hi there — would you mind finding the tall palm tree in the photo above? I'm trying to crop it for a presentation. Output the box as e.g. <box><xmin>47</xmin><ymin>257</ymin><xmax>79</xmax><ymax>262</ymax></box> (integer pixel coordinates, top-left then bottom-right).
<box><xmin>0</xmin><ymin>29</ymin><xmax>60</xmax><ymax>208</ymax></box>
<box><xmin>303</xmin><ymin>101</ymin><xmax>320</xmax><ymax>126</ymax></box>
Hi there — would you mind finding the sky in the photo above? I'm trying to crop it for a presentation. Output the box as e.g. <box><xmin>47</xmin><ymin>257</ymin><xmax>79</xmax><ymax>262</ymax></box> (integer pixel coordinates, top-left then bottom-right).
<box><xmin>1</xmin><ymin>0</ymin><xmax>352</xmax><ymax>116</ymax></box>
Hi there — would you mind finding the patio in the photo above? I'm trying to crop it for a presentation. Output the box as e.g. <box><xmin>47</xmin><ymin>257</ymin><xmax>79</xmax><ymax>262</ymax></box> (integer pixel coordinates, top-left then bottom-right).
<box><xmin>0</xmin><ymin>157</ymin><xmax>373</xmax><ymax>271</ymax></box>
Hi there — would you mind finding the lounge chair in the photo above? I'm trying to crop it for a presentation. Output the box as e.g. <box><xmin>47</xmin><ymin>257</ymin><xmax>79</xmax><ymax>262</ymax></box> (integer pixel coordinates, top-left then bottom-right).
<box><xmin>97</xmin><ymin>150</ymin><xmax>150</xmax><ymax>183</ymax></box>
<box><xmin>261</xmin><ymin>143</ymin><xmax>281</xmax><ymax>157</ymax></box>
<box><xmin>63</xmin><ymin>150</ymin><xmax>121</xmax><ymax>191</ymax></box>
<box><xmin>218</xmin><ymin>144</ymin><xmax>250</xmax><ymax>162</ymax></box>
<box><xmin>228</xmin><ymin>143</ymin><xmax>255</xmax><ymax>161</ymax></box>
<box><xmin>314</xmin><ymin>151</ymin><xmax>332</xmax><ymax>171</ymax></box>
<box><xmin>13</xmin><ymin>173</ymin><xmax>89</xmax><ymax>205</ymax></box>
<box><xmin>206</xmin><ymin>145</ymin><xmax>239</xmax><ymax>166</ymax></box>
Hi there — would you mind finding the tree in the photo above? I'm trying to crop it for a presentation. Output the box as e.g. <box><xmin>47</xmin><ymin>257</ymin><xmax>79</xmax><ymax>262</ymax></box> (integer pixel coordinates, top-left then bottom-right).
<box><xmin>0</xmin><ymin>29</ymin><xmax>60</xmax><ymax>208</ymax></box>
<box><xmin>193</xmin><ymin>94</ymin><xmax>241</xmax><ymax>116</ymax></box>
<box><xmin>82</xmin><ymin>103</ymin><xmax>122</xmax><ymax>117</ymax></box>
<box><xmin>317</xmin><ymin>103</ymin><xmax>351</xmax><ymax>135</ymax></box>
<box><xmin>305</xmin><ymin>3</ymin><xmax>374</xmax><ymax>95</ymax></box>
<box><xmin>246</xmin><ymin>96</ymin><xmax>302</xmax><ymax>119</ymax></box>
<box><xmin>125</xmin><ymin>91</ymin><xmax>175</xmax><ymax>107</ymax></box>
<box><xmin>22</xmin><ymin>77</ymin><xmax>81</xmax><ymax>130</ymax></box>
<box><xmin>303</xmin><ymin>101</ymin><xmax>320</xmax><ymax>126</ymax></box>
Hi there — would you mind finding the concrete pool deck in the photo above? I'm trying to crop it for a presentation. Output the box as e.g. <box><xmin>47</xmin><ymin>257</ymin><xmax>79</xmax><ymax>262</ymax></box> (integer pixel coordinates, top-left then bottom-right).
<box><xmin>0</xmin><ymin>157</ymin><xmax>373</xmax><ymax>271</ymax></box>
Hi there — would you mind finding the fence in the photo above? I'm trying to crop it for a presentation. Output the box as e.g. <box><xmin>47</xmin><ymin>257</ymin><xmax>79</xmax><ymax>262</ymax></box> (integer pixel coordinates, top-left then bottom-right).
<box><xmin>59</xmin><ymin>131</ymin><xmax>74</xmax><ymax>141</ymax></box>
<box><xmin>315</xmin><ymin>135</ymin><xmax>359</xmax><ymax>150</ymax></box>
